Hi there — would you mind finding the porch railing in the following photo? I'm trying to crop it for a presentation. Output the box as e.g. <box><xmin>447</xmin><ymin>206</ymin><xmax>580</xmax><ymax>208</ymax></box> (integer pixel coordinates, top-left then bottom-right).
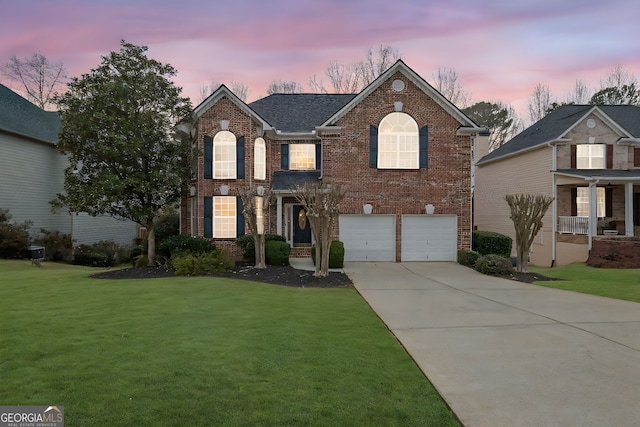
<box><xmin>558</xmin><ymin>216</ymin><xmax>589</xmax><ymax>235</ymax></box>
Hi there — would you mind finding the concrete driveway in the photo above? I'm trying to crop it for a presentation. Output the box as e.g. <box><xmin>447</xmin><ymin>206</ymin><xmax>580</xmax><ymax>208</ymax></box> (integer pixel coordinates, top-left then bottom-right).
<box><xmin>344</xmin><ymin>262</ymin><xmax>640</xmax><ymax>427</ymax></box>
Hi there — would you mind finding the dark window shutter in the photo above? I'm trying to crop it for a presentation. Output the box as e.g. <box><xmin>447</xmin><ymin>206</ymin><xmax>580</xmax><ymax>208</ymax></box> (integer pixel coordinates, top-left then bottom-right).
<box><xmin>635</xmin><ymin>148</ymin><xmax>640</xmax><ymax>167</ymax></box>
<box><xmin>369</xmin><ymin>125</ymin><xmax>378</xmax><ymax>168</ymax></box>
<box><xmin>315</xmin><ymin>143</ymin><xmax>322</xmax><ymax>170</ymax></box>
<box><xmin>570</xmin><ymin>145</ymin><xmax>577</xmax><ymax>169</ymax></box>
<box><xmin>204</xmin><ymin>136</ymin><xmax>213</xmax><ymax>179</ymax></box>
<box><xmin>237</xmin><ymin>136</ymin><xmax>245</xmax><ymax>179</ymax></box>
<box><xmin>281</xmin><ymin>144</ymin><xmax>289</xmax><ymax>170</ymax></box>
<box><xmin>419</xmin><ymin>125</ymin><xmax>428</xmax><ymax>168</ymax></box>
<box><xmin>570</xmin><ymin>188</ymin><xmax>577</xmax><ymax>216</ymax></box>
<box><xmin>236</xmin><ymin>197</ymin><xmax>244</xmax><ymax>237</ymax></box>
<box><xmin>204</xmin><ymin>196</ymin><xmax>212</xmax><ymax>238</ymax></box>
<box><xmin>605</xmin><ymin>187</ymin><xmax>613</xmax><ymax>217</ymax></box>
<box><xmin>606</xmin><ymin>145</ymin><xmax>613</xmax><ymax>169</ymax></box>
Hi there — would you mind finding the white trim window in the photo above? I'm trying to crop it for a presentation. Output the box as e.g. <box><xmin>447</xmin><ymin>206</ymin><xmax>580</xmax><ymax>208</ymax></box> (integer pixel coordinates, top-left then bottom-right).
<box><xmin>254</xmin><ymin>137</ymin><xmax>266</xmax><ymax>180</ymax></box>
<box><xmin>213</xmin><ymin>131</ymin><xmax>236</xmax><ymax>179</ymax></box>
<box><xmin>214</xmin><ymin>196</ymin><xmax>236</xmax><ymax>238</ymax></box>
<box><xmin>378</xmin><ymin>112</ymin><xmax>419</xmax><ymax>169</ymax></box>
<box><xmin>576</xmin><ymin>187</ymin><xmax>605</xmax><ymax>217</ymax></box>
<box><xmin>576</xmin><ymin>144</ymin><xmax>605</xmax><ymax>169</ymax></box>
<box><xmin>290</xmin><ymin>144</ymin><xmax>316</xmax><ymax>170</ymax></box>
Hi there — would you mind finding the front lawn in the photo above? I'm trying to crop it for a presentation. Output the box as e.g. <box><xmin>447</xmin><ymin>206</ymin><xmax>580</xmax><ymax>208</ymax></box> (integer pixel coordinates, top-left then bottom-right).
<box><xmin>530</xmin><ymin>263</ymin><xmax>640</xmax><ymax>302</ymax></box>
<box><xmin>0</xmin><ymin>260</ymin><xmax>458</xmax><ymax>426</ymax></box>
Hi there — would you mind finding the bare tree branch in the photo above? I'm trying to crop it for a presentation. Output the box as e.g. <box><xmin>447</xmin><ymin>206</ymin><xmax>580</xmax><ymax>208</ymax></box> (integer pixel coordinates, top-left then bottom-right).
<box><xmin>2</xmin><ymin>53</ymin><xmax>68</xmax><ymax>110</ymax></box>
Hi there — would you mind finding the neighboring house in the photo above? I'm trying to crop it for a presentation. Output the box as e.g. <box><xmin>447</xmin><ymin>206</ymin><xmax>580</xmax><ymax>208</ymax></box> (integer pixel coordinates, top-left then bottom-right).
<box><xmin>0</xmin><ymin>84</ymin><xmax>137</xmax><ymax>247</ymax></box>
<box><xmin>180</xmin><ymin>60</ymin><xmax>485</xmax><ymax>262</ymax></box>
<box><xmin>475</xmin><ymin>105</ymin><xmax>640</xmax><ymax>267</ymax></box>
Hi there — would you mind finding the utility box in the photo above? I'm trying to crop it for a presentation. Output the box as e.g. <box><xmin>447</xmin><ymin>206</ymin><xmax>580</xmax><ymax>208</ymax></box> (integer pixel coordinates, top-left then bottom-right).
<box><xmin>28</xmin><ymin>246</ymin><xmax>45</xmax><ymax>260</ymax></box>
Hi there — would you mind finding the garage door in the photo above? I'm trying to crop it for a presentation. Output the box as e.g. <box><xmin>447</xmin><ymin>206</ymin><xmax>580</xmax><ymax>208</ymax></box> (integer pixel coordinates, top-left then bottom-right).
<box><xmin>401</xmin><ymin>215</ymin><xmax>457</xmax><ymax>261</ymax></box>
<box><xmin>339</xmin><ymin>215</ymin><xmax>395</xmax><ymax>261</ymax></box>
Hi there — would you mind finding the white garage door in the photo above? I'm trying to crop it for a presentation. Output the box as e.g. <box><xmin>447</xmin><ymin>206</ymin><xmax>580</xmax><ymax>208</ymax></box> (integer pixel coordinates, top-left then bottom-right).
<box><xmin>339</xmin><ymin>215</ymin><xmax>395</xmax><ymax>261</ymax></box>
<box><xmin>401</xmin><ymin>215</ymin><xmax>457</xmax><ymax>261</ymax></box>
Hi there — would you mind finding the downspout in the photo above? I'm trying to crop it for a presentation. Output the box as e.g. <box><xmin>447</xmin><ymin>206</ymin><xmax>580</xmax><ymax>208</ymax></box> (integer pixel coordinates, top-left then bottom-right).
<box><xmin>547</xmin><ymin>142</ymin><xmax>557</xmax><ymax>267</ymax></box>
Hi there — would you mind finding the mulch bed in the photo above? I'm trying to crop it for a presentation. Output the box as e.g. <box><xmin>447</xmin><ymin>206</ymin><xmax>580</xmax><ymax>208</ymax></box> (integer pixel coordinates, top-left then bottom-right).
<box><xmin>91</xmin><ymin>263</ymin><xmax>353</xmax><ymax>288</ymax></box>
<box><xmin>91</xmin><ymin>263</ymin><xmax>553</xmax><ymax>287</ymax></box>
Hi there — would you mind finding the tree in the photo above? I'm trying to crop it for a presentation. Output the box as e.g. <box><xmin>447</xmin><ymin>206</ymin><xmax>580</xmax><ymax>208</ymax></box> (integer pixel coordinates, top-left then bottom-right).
<box><xmin>600</xmin><ymin>65</ymin><xmax>637</xmax><ymax>90</ymax></box>
<box><xmin>308</xmin><ymin>45</ymin><xmax>401</xmax><ymax>94</ymax></box>
<box><xmin>267</xmin><ymin>80</ymin><xmax>304</xmax><ymax>94</ymax></box>
<box><xmin>52</xmin><ymin>41</ymin><xmax>194</xmax><ymax>266</ymax></box>
<box><xmin>199</xmin><ymin>80</ymin><xmax>249</xmax><ymax>103</ymax></box>
<box><xmin>505</xmin><ymin>194</ymin><xmax>554</xmax><ymax>273</ymax></box>
<box><xmin>2</xmin><ymin>52</ymin><xmax>67</xmax><ymax>110</ymax></box>
<box><xmin>432</xmin><ymin>67</ymin><xmax>471</xmax><ymax>108</ymax></box>
<box><xmin>527</xmin><ymin>83</ymin><xmax>553</xmax><ymax>124</ymax></box>
<box><xmin>292</xmin><ymin>181</ymin><xmax>344</xmax><ymax>277</ymax></box>
<box><xmin>238</xmin><ymin>185</ymin><xmax>273</xmax><ymax>269</ymax></box>
<box><xmin>565</xmin><ymin>79</ymin><xmax>591</xmax><ymax>104</ymax></box>
<box><xmin>590</xmin><ymin>83</ymin><xmax>640</xmax><ymax>105</ymax></box>
<box><xmin>463</xmin><ymin>101</ymin><xmax>522</xmax><ymax>150</ymax></box>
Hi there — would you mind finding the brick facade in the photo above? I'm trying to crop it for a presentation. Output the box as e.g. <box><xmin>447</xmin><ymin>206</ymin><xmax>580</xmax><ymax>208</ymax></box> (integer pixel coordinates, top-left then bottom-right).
<box><xmin>587</xmin><ymin>237</ymin><xmax>640</xmax><ymax>268</ymax></box>
<box><xmin>181</xmin><ymin>62</ymin><xmax>476</xmax><ymax>261</ymax></box>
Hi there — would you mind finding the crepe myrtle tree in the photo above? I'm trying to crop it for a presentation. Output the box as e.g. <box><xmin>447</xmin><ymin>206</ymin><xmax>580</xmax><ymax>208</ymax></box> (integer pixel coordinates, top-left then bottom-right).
<box><xmin>505</xmin><ymin>194</ymin><xmax>554</xmax><ymax>273</ymax></box>
<box><xmin>292</xmin><ymin>181</ymin><xmax>345</xmax><ymax>277</ymax></box>
<box><xmin>52</xmin><ymin>41</ymin><xmax>194</xmax><ymax>266</ymax></box>
<box><xmin>238</xmin><ymin>185</ymin><xmax>274</xmax><ymax>269</ymax></box>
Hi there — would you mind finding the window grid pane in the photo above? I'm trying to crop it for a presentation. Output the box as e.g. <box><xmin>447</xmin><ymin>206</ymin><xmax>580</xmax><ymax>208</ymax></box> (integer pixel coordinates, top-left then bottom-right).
<box><xmin>576</xmin><ymin>187</ymin><xmax>605</xmax><ymax>217</ymax></box>
<box><xmin>213</xmin><ymin>196</ymin><xmax>236</xmax><ymax>238</ymax></box>
<box><xmin>378</xmin><ymin>113</ymin><xmax>419</xmax><ymax>169</ymax></box>
<box><xmin>254</xmin><ymin>138</ymin><xmax>266</xmax><ymax>180</ymax></box>
<box><xmin>290</xmin><ymin>144</ymin><xmax>316</xmax><ymax>170</ymax></box>
<box><xmin>576</xmin><ymin>144</ymin><xmax>605</xmax><ymax>169</ymax></box>
<box><xmin>213</xmin><ymin>131</ymin><xmax>236</xmax><ymax>179</ymax></box>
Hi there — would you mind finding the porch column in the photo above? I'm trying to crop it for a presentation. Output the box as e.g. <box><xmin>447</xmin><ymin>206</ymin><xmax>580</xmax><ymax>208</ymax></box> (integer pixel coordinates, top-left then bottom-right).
<box><xmin>276</xmin><ymin>195</ymin><xmax>283</xmax><ymax>235</ymax></box>
<box><xmin>625</xmin><ymin>183</ymin><xmax>634</xmax><ymax>236</ymax></box>
<box><xmin>588</xmin><ymin>182</ymin><xmax>598</xmax><ymax>250</ymax></box>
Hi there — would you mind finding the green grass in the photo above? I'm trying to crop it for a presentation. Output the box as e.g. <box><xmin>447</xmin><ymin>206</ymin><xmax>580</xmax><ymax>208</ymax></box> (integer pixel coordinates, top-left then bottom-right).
<box><xmin>0</xmin><ymin>260</ymin><xmax>458</xmax><ymax>426</ymax></box>
<box><xmin>530</xmin><ymin>263</ymin><xmax>640</xmax><ymax>302</ymax></box>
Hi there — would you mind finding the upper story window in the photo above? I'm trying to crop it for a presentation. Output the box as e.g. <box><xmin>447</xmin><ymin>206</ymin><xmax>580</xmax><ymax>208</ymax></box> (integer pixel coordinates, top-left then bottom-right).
<box><xmin>576</xmin><ymin>144</ymin><xmax>605</xmax><ymax>169</ymax></box>
<box><xmin>377</xmin><ymin>112</ymin><xmax>419</xmax><ymax>169</ymax></box>
<box><xmin>290</xmin><ymin>144</ymin><xmax>316</xmax><ymax>170</ymax></box>
<box><xmin>213</xmin><ymin>131</ymin><xmax>236</xmax><ymax>179</ymax></box>
<box><xmin>254</xmin><ymin>138</ymin><xmax>266</xmax><ymax>180</ymax></box>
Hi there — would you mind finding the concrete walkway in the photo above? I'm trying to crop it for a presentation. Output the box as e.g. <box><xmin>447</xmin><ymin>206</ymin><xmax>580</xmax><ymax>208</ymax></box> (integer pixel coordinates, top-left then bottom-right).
<box><xmin>344</xmin><ymin>262</ymin><xmax>640</xmax><ymax>427</ymax></box>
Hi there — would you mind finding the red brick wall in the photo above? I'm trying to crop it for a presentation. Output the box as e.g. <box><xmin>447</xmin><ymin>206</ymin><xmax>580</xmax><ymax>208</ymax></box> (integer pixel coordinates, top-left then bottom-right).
<box><xmin>587</xmin><ymin>237</ymin><xmax>640</xmax><ymax>268</ymax></box>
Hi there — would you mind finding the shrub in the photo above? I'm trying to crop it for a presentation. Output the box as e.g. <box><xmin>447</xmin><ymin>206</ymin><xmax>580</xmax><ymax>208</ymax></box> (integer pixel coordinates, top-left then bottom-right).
<box><xmin>157</xmin><ymin>234</ymin><xmax>215</xmax><ymax>258</ymax></box>
<box><xmin>73</xmin><ymin>244</ymin><xmax>111</xmax><ymax>267</ymax></box>
<box><xmin>0</xmin><ymin>208</ymin><xmax>31</xmax><ymax>258</ymax></box>
<box><xmin>91</xmin><ymin>240</ymin><xmax>121</xmax><ymax>266</ymax></box>
<box><xmin>475</xmin><ymin>254</ymin><xmax>513</xmax><ymax>276</ymax></box>
<box><xmin>236</xmin><ymin>234</ymin><xmax>286</xmax><ymax>262</ymax></box>
<box><xmin>311</xmin><ymin>240</ymin><xmax>345</xmax><ymax>268</ymax></box>
<box><xmin>155</xmin><ymin>210</ymin><xmax>180</xmax><ymax>244</ymax></box>
<box><xmin>472</xmin><ymin>230</ymin><xmax>512</xmax><ymax>258</ymax></box>
<box><xmin>172</xmin><ymin>249</ymin><xmax>234</xmax><ymax>276</ymax></box>
<box><xmin>265</xmin><ymin>240</ymin><xmax>290</xmax><ymax>266</ymax></box>
<box><xmin>33</xmin><ymin>228</ymin><xmax>74</xmax><ymax>261</ymax></box>
<box><xmin>457</xmin><ymin>250</ymin><xmax>480</xmax><ymax>268</ymax></box>
<box><xmin>135</xmin><ymin>255</ymin><xmax>150</xmax><ymax>268</ymax></box>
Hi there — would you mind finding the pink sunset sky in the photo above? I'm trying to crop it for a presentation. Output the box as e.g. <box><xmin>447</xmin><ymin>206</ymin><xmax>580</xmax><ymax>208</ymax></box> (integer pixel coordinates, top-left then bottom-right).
<box><xmin>1</xmin><ymin>0</ymin><xmax>639</xmax><ymax>122</ymax></box>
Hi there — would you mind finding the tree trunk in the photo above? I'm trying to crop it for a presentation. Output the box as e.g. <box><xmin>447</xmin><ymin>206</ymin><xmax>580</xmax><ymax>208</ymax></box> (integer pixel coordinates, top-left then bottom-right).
<box><xmin>146</xmin><ymin>223</ymin><xmax>155</xmax><ymax>267</ymax></box>
<box><xmin>254</xmin><ymin>234</ymin><xmax>266</xmax><ymax>269</ymax></box>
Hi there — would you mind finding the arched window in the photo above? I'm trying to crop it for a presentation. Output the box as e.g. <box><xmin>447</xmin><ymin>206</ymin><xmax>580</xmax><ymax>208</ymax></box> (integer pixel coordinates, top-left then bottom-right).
<box><xmin>254</xmin><ymin>137</ymin><xmax>266</xmax><ymax>180</ymax></box>
<box><xmin>378</xmin><ymin>112</ymin><xmax>419</xmax><ymax>169</ymax></box>
<box><xmin>213</xmin><ymin>131</ymin><xmax>236</xmax><ymax>179</ymax></box>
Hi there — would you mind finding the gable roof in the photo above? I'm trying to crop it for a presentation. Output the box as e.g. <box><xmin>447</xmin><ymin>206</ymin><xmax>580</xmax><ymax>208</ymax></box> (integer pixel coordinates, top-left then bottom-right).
<box><xmin>321</xmin><ymin>59</ymin><xmax>481</xmax><ymax>130</ymax></box>
<box><xmin>477</xmin><ymin>105</ymin><xmax>640</xmax><ymax>165</ymax></box>
<box><xmin>249</xmin><ymin>94</ymin><xmax>356</xmax><ymax>132</ymax></box>
<box><xmin>0</xmin><ymin>84</ymin><xmax>60</xmax><ymax>144</ymax></box>
<box><xmin>192</xmin><ymin>84</ymin><xmax>272</xmax><ymax>131</ymax></box>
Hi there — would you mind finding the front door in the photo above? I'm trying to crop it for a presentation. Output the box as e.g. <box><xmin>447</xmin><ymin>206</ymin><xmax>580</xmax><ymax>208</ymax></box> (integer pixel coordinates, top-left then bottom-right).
<box><xmin>293</xmin><ymin>205</ymin><xmax>312</xmax><ymax>247</ymax></box>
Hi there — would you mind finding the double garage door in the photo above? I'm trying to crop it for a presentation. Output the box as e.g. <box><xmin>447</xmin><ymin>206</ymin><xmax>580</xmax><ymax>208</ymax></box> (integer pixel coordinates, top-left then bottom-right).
<box><xmin>339</xmin><ymin>214</ymin><xmax>457</xmax><ymax>262</ymax></box>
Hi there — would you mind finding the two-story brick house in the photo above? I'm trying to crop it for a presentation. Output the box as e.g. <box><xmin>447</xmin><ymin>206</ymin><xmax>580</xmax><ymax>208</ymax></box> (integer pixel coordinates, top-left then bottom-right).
<box><xmin>181</xmin><ymin>60</ymin><xmax>484</xmax><ymax>262</ymax></box>
<box><xmin>475</xmin><ymin>105</ymin><xmax>640</xmax><ymax>267</ymax></box>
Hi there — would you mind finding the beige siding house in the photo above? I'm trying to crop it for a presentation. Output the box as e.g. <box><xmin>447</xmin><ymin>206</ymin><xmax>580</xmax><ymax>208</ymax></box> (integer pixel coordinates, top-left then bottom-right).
<box><xmin>475</xmin><ymin>105</ymin><xmax>640</xmax><ymax>267</ymax></box>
